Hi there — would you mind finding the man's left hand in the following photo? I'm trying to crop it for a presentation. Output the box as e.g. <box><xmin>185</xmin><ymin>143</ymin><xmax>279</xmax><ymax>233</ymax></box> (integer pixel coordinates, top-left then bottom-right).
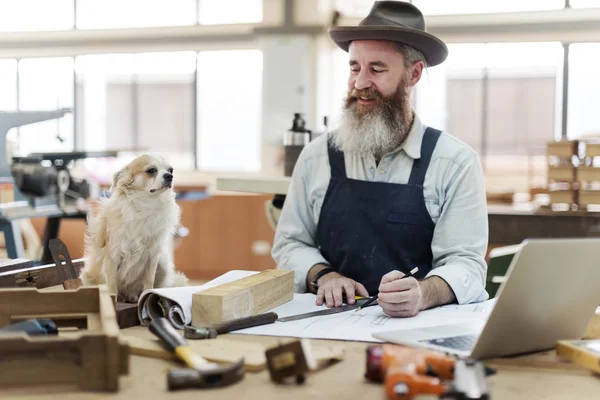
<box><xmin>377</xmin><ymin>270</ymin><xmax>423</xmax><ymax>317</ymax></box>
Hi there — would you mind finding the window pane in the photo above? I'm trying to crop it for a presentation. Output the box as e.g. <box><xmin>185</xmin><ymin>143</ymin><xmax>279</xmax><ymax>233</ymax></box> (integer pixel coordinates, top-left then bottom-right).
<box><xmin>412</xmin><ymin>0</ymin><xmax>564</xmax><ymax>14</ymax></box>
<box><xmin>135</xmin><ymin>52</ymin><xmax>196</xmax><ymax>170</ymax></box>
<box><xmin>17</xmin><ymin>58</ymin><xmax>74</xmax><ymax>156</ymax></box>
<box><xmin>197</xmin><ymin>50</ymin><xmax>263</xmax><ymax>172</ymax></box>
<box><xmin>199</xmin><ymin>0</ymin><xmax>262</xmax><ymax>24</ymax></box>
<box><xmin>568</xmin><ymin>44</ymin><xmax>600</xmax><ymax>139</ymax></box>
<box><xmin>570</xmin><ymin>0</ymin><xmax>600</xmax><ymax>7</ymax></box>
<box><xmin>77</xmin><ymin>0</ymin><xmax>196</xmax><ymax>29</ymax></box>
<box><xmin>334</xmin><ymin>0</ymin><xmax>564</xmax><ymax>17</ymax></box>
<box><xmin>0</xmin><ymin>60</ymin><xmax>17</xmax><ymax>111</ymax></box>
<box><xmin>414</xmin><ymin>43</ymin><xmax>563</xmax><ymax>193</ymax></box>
<box><xmin>75</xmin><ymin>54</ymin><xmax>135</xmax><ymax>152</ymax></box>
<box><xmin>0</xmin><ymin>0</ymin><xmax>73</xmax><ymax>32</ymax></box>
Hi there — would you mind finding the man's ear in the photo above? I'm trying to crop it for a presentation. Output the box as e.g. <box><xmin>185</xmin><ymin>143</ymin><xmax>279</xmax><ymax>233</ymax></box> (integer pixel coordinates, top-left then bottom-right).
<box><xmin>408</xmin><ymin>61</ymin><xmax>424</xmax><ymax>87</ymax></box>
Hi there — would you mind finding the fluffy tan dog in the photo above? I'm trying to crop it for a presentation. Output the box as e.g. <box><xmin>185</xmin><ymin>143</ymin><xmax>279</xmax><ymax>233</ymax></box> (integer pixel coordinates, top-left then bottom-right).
<box><xmin>80</xmin><ymin>154</ymin><xmax>188</xmax><ymax>302</ymax></box>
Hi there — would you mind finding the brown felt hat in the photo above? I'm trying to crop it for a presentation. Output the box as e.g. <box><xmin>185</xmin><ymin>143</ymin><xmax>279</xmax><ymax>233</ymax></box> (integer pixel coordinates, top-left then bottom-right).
<box><xmin>328</xmin><ymin>1</ymin><xmax>448</xmax><ymax>67</ymax></box>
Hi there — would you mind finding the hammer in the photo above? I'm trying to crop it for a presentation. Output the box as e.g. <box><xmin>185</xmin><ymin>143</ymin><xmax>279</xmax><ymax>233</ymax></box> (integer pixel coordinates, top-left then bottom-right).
<box><xmin>149</xmin><ymin>317</ymin><xmax>245</xmax><ymax>390</ymax></box>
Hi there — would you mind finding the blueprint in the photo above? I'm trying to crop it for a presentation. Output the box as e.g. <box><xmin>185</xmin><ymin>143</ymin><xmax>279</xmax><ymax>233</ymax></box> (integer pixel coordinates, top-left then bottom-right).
<box><xmin>238</xmin><ymin>292</ymin><xmax>496</xmax><ymax>343</ymax></box>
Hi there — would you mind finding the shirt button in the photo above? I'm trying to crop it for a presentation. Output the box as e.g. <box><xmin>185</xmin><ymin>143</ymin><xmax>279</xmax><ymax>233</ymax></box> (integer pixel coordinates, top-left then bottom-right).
<box><xmin>379</xmin><ymin>169</ymin><xmax>386</xmax><ymax>174</ymax></box>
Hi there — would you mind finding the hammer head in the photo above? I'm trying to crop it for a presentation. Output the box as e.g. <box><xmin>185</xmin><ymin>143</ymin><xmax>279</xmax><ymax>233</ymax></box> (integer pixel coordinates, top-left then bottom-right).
<box><xmin>167</xmin><ymin>358</ymin><xmax>245</xmax><ymax>390</ymax></box>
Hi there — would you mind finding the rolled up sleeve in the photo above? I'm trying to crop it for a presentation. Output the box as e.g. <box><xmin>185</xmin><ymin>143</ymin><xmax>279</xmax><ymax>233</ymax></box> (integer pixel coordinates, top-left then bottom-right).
<box><xmin>426</xmin><ymin>153</ymin><xmax>489</xmax><ymax>304</ymax></box>
<box><xmin>271</xmin><ymin>152</ymin><xmax>329</xmax><ymax>293</ymax></box>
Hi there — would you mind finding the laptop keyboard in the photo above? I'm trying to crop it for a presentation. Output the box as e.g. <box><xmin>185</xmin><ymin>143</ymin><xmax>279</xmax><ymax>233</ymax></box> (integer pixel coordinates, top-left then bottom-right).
<box><xmin>419</xmin><ymin>334</ymin><xmax>478</xmax><ymax>351</ymax></box>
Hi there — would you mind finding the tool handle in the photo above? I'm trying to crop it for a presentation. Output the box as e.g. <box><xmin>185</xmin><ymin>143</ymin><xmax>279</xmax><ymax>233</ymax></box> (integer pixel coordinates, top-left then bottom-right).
<box><xmin>149</xmin><ymin>317</ymin><xmax>187</xmax><ymax>352</ymax></box>
<box><xmin>214</xmin><ymin>312</ymin><xmax>278</xmax><ymax>334</ymax></box>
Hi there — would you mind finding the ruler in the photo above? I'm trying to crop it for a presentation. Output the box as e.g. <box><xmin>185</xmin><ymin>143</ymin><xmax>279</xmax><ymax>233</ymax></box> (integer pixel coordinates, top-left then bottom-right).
<box><xmin>277</xmin><ymin>297</ymin><xmax>374</xmax><ymax>322</ymax></box>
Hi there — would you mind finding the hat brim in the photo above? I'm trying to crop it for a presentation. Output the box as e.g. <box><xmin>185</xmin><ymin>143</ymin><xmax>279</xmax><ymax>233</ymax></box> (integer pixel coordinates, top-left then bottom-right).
<box><xmin>328</xmin><ymin>26</ymin><xmax>448</xmax><ymax>67</ymax></box>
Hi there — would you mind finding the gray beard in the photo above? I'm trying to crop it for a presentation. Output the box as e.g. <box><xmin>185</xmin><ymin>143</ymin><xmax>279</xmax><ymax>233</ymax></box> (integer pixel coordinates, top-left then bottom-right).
<box><xmin>333</xmin><ymin>106</ymin><xmax>411</xmax><ymax>159</ymax></box>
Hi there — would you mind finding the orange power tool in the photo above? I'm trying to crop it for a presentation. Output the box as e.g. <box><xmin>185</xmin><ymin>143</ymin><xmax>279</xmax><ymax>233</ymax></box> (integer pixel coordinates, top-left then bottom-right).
<box><xmin>365</xmin><ymin>344</ymin><xmax>494</xmax><ymax>400</ymax></box>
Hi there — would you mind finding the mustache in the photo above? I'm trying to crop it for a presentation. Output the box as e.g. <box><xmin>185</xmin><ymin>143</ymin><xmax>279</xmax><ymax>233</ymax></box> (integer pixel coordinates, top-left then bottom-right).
<box><xmin>348</xmin><ymin>87</ymin><xmax>382</xmax><ymax>101</ymax></box>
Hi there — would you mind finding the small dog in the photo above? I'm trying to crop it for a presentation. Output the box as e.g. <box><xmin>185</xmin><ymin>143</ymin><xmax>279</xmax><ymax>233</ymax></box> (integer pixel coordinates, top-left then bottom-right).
<box><xmin>80</xmin><ymin>154</ymin><xmax>188</xmax><ymax>302</ymax></box>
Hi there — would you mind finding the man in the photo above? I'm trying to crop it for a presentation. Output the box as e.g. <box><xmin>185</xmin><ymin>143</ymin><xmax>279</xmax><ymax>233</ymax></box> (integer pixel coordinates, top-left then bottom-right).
<box><xmin>272</xmin><ymin>1</ymin><xmax>489</xmax><ymax>318</ymax></box>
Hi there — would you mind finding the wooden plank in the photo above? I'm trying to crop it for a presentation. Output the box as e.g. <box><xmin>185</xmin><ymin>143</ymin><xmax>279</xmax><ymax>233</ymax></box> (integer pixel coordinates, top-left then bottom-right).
<box><xmin>122</xmin><ymin>335</ymin><xmax>268</xmax><ymax>372</ymax></box>
<box><xmin>216</xmin><ymin>177</ymin><xmax>291</xmax><ymax>195</ymax></box>
<box><xmin>0</xmin><ymin>259</ymin><xmax>85</xmax><ymax>289</ymax></box>
<box><xmin>0</xmin><ymin>258</ymin><xmax>34</xmax><ymax>273</ymax></box>
<box><xmin>192</xmin><ymin>269</ymin><xmax>293</xmax><ymax>326</ymax></box>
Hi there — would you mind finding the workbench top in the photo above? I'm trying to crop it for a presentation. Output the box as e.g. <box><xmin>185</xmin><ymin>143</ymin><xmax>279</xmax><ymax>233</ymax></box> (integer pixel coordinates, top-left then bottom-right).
<box><xmin>3</xmin><ymin>315</ymin><xmax>600</xmax><ymax>399</ymax></box>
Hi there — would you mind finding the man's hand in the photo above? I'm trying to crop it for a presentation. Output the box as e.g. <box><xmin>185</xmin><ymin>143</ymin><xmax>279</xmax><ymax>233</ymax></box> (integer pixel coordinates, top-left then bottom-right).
<box><xmin>378</xmin><ymin>271</ymin><xmax>457</xmax><ymax>318</ymax></box>
<box><xmin>377</xmin><ymin>270</ymin><xmax>423</xmax><ymax>317</ymax></box>
<box><xmin>316</xmin><ymin>272</ymin><xmax>369</xmax><ymax>308</ymax></box>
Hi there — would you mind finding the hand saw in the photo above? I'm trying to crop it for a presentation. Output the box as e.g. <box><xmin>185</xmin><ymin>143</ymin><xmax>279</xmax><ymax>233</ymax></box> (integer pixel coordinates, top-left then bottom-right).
<box><xmin>277</xmin><ymin>296</ymin><xmax>376</xmax><ymax>322</ymax></box>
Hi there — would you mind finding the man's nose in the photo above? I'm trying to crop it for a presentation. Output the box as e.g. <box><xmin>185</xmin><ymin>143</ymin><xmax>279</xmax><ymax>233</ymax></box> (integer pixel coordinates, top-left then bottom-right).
<box><xmin>354</xmin><ymin>70</ymin><xmax>372</xmax><ymax>90</ymax></box>
<box><xmin>163</xmin><ymin>173</ymin><xmax>173</xmax><ymax>181</ymax></box>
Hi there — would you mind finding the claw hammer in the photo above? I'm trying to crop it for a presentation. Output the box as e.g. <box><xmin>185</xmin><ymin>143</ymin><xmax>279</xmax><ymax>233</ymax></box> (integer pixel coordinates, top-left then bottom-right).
<box><xmin>149</xmin><ymin>317</ymin><xmax>245</xmax><ymax>391</ymax></box>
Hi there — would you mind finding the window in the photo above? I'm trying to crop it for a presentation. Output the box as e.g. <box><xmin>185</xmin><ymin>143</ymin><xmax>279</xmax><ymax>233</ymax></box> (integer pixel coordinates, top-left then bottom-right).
<box><xmin>411</xmin><ymin>0</ymin><xmax>564</xmax><ymax>15</ymax></box>
<box><xmin>0</xmin><ymin>60</ymin><xmax>17</xmax><ymax>111</ymax></box>
<box><xmin>415</xmin><ymin>42</ymin><xmax>563</xmax><ymax>192</ymax></box>
<box><xmin>198</xmin><ymin>0</ymin><xmax>263</xmax><ymax>24</ymax></box>
<box><xmin>135</xmin><ymin>52</ymin><xmax>196</xmax><ymax>170</ymax></box>
<box><xmin>0</xmin><ymin>0</ymin><xmax>73</xmax><ymax>32</ymax></box>
<box><xmin>197</xmin><ymin>50</ymin><xmax>263</xmax><ymax>172</ymax></box>
<box><xmin>76</xmin><ymin>0</ymin><xmax>196</xmax><ymax>29</ymax></box>
<box><xmin>570</xmin><ymin>0</ymin><xmax>600</xmax><ymax>8</ymax></box>
<box><xmin>17</xmin><ymin>58</ymin><xmax>74</xmax><ymax>156</ymax></box>
<box><xmin>76</xmin><ymin>52</ymin><xmax>196</xmax><ymax>170</ymax></box>
<box><xmin>568</xmin><ymin>44</ymin><xmax>600</xmax><ymax>139</ymax></box>
<box><xmin>333</xmin><ymin>0</ymin><xmax>564</xmax><ymax>17</ymax></box>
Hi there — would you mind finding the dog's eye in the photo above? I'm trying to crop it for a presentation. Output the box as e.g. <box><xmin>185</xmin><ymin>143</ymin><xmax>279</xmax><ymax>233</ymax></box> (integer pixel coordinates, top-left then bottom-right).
<box><xmin>146</xmin><ymin>168</ymin><xmax>157</xmax><ymax>175</ymax></box>
<box><xmin>168</xmin><ymin>168</ymin><xmax>173</xmax><ymax>174</ymax></box>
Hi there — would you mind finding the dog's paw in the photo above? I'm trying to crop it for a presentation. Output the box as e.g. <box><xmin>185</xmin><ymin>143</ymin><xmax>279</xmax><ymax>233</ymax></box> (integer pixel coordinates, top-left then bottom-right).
<box><xmin>117</xmin><ymin>292</ymin><xmax>141</xmax><ymax>304</ymax></box>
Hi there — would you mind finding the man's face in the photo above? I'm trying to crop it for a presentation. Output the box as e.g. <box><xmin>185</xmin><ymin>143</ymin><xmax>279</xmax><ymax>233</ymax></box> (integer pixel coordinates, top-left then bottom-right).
<box><xmin>333</xmin><ymin>40</ymin><xmax>422</xmax><ymax>159</ymax></box>
<box><xmin>347</xmin><ymin>40</ymin><xmax>409</xmax><ymax>101</ymax></box>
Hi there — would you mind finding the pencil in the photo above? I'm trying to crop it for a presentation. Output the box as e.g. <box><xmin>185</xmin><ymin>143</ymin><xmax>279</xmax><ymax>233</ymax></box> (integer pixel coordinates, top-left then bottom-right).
<box><xmin>355</xmin><ymin>267</ymin><xmax>419</xmax><ymax>311</ymax></box>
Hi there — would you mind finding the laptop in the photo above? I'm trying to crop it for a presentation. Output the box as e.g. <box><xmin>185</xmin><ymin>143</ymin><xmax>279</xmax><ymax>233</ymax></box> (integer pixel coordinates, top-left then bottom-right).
<box><xmin>372</xmin><ymin>238</ymin><xmax>600</xmax><ymax>359</ymax></box>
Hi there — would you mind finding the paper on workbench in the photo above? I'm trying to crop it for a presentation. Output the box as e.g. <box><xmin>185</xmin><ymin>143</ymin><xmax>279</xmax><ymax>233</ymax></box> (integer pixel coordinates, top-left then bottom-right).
<box><xmin>137</xmin><ymin>270</ymin><xmax>259</xmax><ymax>329</ymax></box>
<box><xmin>236</xmin><ymin>295</ymin><xmax>496</xmax><ymax>343</ymax></box>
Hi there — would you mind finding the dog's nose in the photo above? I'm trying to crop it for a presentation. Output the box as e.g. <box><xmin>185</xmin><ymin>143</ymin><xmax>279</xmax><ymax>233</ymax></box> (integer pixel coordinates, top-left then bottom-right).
<box><xmin>163</xmin><ymin>173</ymin><xmax>173</xmax><ymax>181</ymax></box>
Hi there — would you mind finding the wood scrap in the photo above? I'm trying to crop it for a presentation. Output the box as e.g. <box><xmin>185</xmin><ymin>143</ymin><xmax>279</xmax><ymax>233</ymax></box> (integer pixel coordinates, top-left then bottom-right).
<box><xmin>192</xmin><ymin>269</ymin><xmax>293</xmax><ymax>326</ymax></box>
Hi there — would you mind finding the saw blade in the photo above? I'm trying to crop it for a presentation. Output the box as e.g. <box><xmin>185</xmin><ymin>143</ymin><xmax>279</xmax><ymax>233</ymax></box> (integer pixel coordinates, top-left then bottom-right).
<box><xmin>277</xmin><ymin>298</ymin><xmax>373</xmax><ymax>322</ymax></box>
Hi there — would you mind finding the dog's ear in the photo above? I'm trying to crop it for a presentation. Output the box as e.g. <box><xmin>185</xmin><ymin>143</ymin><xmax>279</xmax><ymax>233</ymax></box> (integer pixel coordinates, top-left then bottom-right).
<box><xmin>111</xmin><ymin>167</ymin><xmax>133</xmax><ymax>192</ymax></box>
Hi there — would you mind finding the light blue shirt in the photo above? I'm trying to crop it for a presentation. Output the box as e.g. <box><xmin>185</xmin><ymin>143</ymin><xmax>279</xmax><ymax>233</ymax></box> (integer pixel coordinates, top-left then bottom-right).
<box><xmin>272</xmin><ymin>113</ymin><xmax>489</xmax><ymax>304</ymax></box>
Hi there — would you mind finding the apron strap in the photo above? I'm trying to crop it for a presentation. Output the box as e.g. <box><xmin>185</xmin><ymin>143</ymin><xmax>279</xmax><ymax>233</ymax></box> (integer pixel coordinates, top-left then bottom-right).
<box><xmin>327</xmin><ymin>134</ymin><xmax>347</xmax><ymax>178</ymax></box>
<box><xmin>408</xmin><ymin>127</ymin><xmax>442</xmax><ymax>186</ymax></box>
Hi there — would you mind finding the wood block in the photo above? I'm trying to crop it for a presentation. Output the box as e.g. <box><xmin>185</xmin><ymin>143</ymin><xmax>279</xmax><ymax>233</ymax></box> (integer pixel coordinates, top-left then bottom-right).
<box><xmin>192</xmin><ymin>269</ymin><xmax>293</xmax><ymax>327</ymax></box>
<box><xmin>115</xmin><ymin>302</ymin><xmax>140</xmax><ymax>329</ymax></box>
<box><xmin>557</xmin><ymin>339</ymin><xmax>600</xmax><ymax>374</ymax></box>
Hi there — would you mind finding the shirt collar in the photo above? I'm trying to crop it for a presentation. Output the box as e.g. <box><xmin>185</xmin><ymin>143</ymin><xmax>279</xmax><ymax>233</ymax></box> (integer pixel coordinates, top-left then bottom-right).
<box><xmin>392</xmin><ymin>112</ymin><xmax>425</xmax><ymax>160</ymax></box>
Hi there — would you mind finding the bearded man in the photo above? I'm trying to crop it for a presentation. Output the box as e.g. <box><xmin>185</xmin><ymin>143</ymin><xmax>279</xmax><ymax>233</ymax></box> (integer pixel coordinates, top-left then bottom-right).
<box><xmin>272</xmin><ymin>1</ymin><xmax>489</xmax><ymax>318</ymax></box>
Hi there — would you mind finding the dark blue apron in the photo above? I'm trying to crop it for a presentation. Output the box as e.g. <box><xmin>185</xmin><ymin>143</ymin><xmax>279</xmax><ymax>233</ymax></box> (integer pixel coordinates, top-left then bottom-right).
<box><xmin>316</xmin><ymin>127</ymin><xmax>442</xmax><ymax>295</ymax></box>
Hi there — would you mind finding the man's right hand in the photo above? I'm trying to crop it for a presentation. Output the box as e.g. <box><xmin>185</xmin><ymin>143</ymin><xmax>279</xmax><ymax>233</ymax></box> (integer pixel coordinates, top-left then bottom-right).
<box><xmin>316</xmin><ymin>272</ymin><xmax>369</xmax><ymax>308</ymax></box>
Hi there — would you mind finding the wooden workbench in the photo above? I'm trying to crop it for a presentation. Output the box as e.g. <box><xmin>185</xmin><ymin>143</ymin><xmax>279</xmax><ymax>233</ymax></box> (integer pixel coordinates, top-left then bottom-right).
<box><xmin>3</xmin><ymin>314</ymin><xmax>600</xmax><ymax>399</ymax></box>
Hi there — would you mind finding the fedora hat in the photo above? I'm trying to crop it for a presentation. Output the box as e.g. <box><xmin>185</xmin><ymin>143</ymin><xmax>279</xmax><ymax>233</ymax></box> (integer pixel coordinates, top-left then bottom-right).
<box><xmin>328</xmin><ymin>1</ymin><xmax>448</xmax><ymax>67</ymax></box>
